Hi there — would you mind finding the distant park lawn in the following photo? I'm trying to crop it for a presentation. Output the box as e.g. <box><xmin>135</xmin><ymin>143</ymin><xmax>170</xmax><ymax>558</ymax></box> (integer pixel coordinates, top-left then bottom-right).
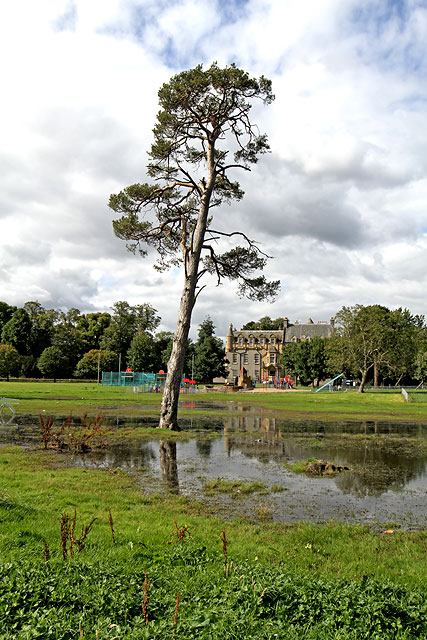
<box><xmin>0</xmin><ymin>380</ymin><xmax>426</xmax><ymax>421</ymax></box>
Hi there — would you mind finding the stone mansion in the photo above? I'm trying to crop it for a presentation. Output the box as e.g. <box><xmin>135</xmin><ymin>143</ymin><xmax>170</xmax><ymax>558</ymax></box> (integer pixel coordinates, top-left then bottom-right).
<box><xmin>225</xmin><ymin>317</ymin><xmax>334</xmax><ymax>383</ymax></box>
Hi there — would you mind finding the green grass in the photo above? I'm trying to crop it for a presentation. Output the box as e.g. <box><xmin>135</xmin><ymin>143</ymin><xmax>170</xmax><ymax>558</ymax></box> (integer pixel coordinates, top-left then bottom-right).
<box><xmin>285</xmin><ymin>458</ymin><xmax>319</xmax><ymax>474</ymax></box>
<box><xmin>0</xmin><ymin>445</ymin><xmax>426</xmax><ymax>637</ymax></box>
<box><xmin>203</xmin><ymin>478</ymin><xmax>269</xmax><ymax>496</ymax></box>
<box><xmin>2</xmin><ymin>381</ymin><xmax>427</xmax><ymax>421</ymax></box>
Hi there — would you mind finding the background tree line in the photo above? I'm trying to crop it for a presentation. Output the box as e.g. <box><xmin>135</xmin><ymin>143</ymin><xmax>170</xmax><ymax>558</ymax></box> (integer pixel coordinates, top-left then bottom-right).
<box><xmin>0</xmin><ymin>301</ymin><xmax>226</xmax><ymax>383</ymax></box>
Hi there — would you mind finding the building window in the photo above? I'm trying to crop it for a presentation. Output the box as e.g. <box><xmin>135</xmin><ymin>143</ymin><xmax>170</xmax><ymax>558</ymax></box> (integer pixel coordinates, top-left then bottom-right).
<box><xmin>260</xmin><ymin>337</ymin><xmax>264</xmax><ymax>346</ymax></box>
<box><xmin>254</xmin><ymin>354</ymin><xmax>260</xmax><ymax>364</ymax></box>
<box><xmin>254</xmin><ymin>369</ymin><xmax>259</xmax><ymax>379</ymax></box>
<box><xmin>269</xmin><ymin>353</ymin><xmax>275</xmax><ymax>364</ymax></box>
<box><xmin>232</xmin><ymin>369</ymin><xmax>238</xmax><ymax>378</ymax></box>
<box><xmin>271</xmin><ymin>337</ymin><xmax>275</xmax><ymax>345</ymax></box>
<box><xmin>243</xmin><ymin>353</ymin><xmax>249</xmax><ymax>365</ymax></box>
<box><xmin>238</xmin><ymin>337</ymin><xmax>243</xmax><ymax>346</ymax></box>
<box><xmin>249</xmin><ymin>337</ymin><xmax>254</xmax><ymax>346</ymax></box>
<box><xmin>232</xmin><ymin>354</ymin><xmax>238</xmax><ymax>364</ymax></box>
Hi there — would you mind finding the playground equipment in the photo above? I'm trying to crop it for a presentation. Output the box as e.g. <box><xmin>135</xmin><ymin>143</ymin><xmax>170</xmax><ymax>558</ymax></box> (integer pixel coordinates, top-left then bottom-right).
<box><xmin>0</xmin><ymin>397</ymin><xmax>19</xmax><ymax>424</ymax></box>
<box><xmin>262</xmin><ymin>375</ymin><xmax>295</xmax><ymax>389</ymax></box>
<box><xmin>102</xmin><ymin>371</ymin><xmax>161</xmax><ymax>391</ymax></box>
<box><xmin>180</xmin><ymin>378</ymin><xmax>197</xmax><ymax>393</ymax></box>
<box><xmin>102</xmin><ymin>371</ymin><xmax>197</xmax><ymax>393</ymax></box>
<box><xmin>315</xmin><ymin>373</ymin><xmax>344</xmax><ymax>393</ymax></box>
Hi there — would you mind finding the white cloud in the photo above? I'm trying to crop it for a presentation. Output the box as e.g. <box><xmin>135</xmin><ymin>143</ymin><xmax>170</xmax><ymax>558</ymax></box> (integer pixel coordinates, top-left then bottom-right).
<box><xmin>0</xmin><ymin>0</ymin><xmax>426</xmax><ymax>341</ymax></box>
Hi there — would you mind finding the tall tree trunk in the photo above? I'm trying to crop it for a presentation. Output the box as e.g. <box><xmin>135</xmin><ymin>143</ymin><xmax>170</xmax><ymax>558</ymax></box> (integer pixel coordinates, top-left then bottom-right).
<box><xmin>159</xmin><ymin>157</ymin><xmax>214</xmax><ymax>429</ymax></box>
<box><xmin>358</xmin><ymin>369</ymin><xmax>368</xmax><ymax>393</ymax></box>
<box><xmin>158</xmin><ymin>267</ymin><xmax>198</xmax><ymax>429</ymax></box>
<box><xmin>373</xmin><ymin>359</ymin><xmax>379</xmax><ymax>388</ymax></box>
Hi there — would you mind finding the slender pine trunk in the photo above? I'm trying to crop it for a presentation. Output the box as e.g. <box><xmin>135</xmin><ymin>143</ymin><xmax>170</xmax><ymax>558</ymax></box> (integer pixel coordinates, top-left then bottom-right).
<box><xmin>159</xmin><ymin>147</ymin><xmax>215</xmax><ymax>429</ymax></box>
<box><xmin>158</xmin><ymin>264</ymin><xmax>199</xmax><ymax>429</ymax></box>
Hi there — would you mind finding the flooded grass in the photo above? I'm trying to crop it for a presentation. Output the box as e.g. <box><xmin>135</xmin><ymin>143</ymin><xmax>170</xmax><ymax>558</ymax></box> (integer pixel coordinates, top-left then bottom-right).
<box><xmin>2</xmin><ymin>381</ymin><xmax>427</xmax><ymax>422</ymax></box>
<box><xmin>1</xmin><ymin>407</ymin><xmax>426</xmax><ymax>528</ymax></box>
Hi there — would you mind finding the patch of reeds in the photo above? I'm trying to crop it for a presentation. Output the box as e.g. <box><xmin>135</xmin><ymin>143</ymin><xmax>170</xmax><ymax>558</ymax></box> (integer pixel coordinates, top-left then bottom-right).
<box><xmin>169</xmin><ymin>519</ymin><xmax>190</xmax><ymax>544</ymax></box>
<box><xmin>39</xmin><ymin>413</ymin><xmax>108</xmax><ymax>453</ymax></box>
<box><xmin>59</xmin><ymin>509</ymin><xmax>97</xmax><ymax>559</ymax></box>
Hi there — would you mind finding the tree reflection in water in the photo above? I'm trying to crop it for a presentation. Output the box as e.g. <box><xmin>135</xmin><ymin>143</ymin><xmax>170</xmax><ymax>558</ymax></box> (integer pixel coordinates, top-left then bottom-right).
<box><xmin>195</xmin><ymin>438</ymin><xmax>212</xmax><ymax>458</ymax></box>
<box><xmin>159</xmin><ymin>440</ymin><xmax>179</xmax><ymax>494</ymax></box>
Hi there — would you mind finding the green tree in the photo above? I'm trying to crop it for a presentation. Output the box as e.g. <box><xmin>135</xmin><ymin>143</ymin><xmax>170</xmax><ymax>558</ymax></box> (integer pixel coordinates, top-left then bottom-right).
<box><xmin>280</xmin><ymin>341</ymin><xmax>299</xmax><ymax>379</ymax></box>
<box><xmin>0</xmin><ymin>302</ymin><xmax>17</xmax><ymax>336</ymax></box>
<box><xmin>413</xmin><ymin>327</ymin><xmax>427</xmax><ymax>386</ymax></box>
<box><xmin>193</xmin><ymin>317</ymin><xmax>227</xmax><ymax>383</ymax></box>
<box><xmin>74</xmin><ymin>349</ymin><xmax>118</xmax><ymax>379</ymax></box>
<box><xmin>38</xmin><ymin>346</ymin><xmax>70</xmax><ymax>381</ymax></box>
<box><xmin>127</xmin><ymin>331</ymin><xmax>157</xmax><ymax>372</ymax></box>
<box><xmin>385</xmin><ymin>309</ymin><xmax>424</xmax><ymax>386</ymax></box>
<box><xmin>51</xmin><ymin>313</ymin><xmax>85</xmax><ymax>377</ymax></box>
<box><xmin>327</xmin><ymin>305</ymin><xmax>393</xmax><ymax>393</ymax></box>
<box><xmin>109</xmin><ymin>63</ymin><xmax>278</xmax><ymax>429</ymax></box>
<box><xmin>240</xmin><ymin>320</ymin><xmax>259</xmax><ymax>330</ymax></box>
<box><xmin>281</xmin><ymin>337</ymin><xmax>329</xmax><ymax>386</ymax></box>
<box><xmin>21</xmin><ymin>301</ymin><xmax>58</xmax><ymax>376</ymax></box>
<box><xmin>76</xmin><ymin>312</ymin><xmax>112</xmax><ymax>353</ymax></box>
<box><xmin>100</xmin><ymin>302</ymin><xmax>160</xmax><ymax>363</ymax></box>
<box><xmin>414</xmin><ymin>349</ymin><xmax>427</xmax><ymax>386</ymax></box>
<box><xmin>0</xmin><ymin>345</ymin><xmax>20</xmax><ymax>380</ymax></box>
<box><xmin>154</xmin><ymin>331</ymin><xmax>174</xmax><ymax>371</ymax></box>
<box><xmin>1</xmin><ymin>308</ymin><xmax>32</xmax><ymax>355</ymax></box>
<box><xmin>242</xmin><ymin>316</ymin><xmax>286</xmax><ymax>330</ymax></box>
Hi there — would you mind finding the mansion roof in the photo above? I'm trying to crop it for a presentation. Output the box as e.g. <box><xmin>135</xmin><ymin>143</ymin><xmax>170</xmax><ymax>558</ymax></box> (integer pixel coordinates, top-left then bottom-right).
<box><xmin>227</xmin><ymin>318</ymin><xmax>333</xmax><ymax>344</ymax></box>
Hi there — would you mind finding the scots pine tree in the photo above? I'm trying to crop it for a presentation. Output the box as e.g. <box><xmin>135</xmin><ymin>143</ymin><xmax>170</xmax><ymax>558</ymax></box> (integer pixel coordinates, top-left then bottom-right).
<box><xmin>109</xmin><ymin>63</ymin><xmax>279</xmax><ymax>428</ymax></box>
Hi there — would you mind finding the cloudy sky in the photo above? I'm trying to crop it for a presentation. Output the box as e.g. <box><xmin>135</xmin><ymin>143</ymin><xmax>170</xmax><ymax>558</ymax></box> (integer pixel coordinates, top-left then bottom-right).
<box><xmin>1</xmin><ymin>0</ymin><xmax>426</xmax><ymax>338</ymax></box>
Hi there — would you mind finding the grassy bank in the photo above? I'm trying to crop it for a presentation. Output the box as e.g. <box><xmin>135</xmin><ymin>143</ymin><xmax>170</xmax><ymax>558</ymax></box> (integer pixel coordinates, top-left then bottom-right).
<box><xmin>0</xmin><ymin>445</ymin><xmax>426</xmax><ymax>638</ymax></box>
<box><xmin>1</xmin><ymin>381</ymin><xmax>427</xmax><ymax>422</ymax></box>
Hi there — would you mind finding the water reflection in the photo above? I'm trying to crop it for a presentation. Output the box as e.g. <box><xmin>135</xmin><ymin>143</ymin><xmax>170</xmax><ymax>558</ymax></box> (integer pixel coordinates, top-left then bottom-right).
<box><xmin>72</xmin><ymin>443</ymin><xmax>156</xmax><ymax>472</ymax></box>
<box><xmin>159</xmin><ymin>440</ymin><xmax>179</xmax><ymax>493</ymax></box>
<box><xmin>195</xmin><ymin>438</ymin><xmax>213</xmax><ymax>458</ymax></box>
<box><xmin>1</xmin><ymin>414</ymin><xmax>426</xmax><ymax>527</ymax></box>
<box><xmin>222</xmin><ymin>415</ymin><xmax>427</xmax><ymax>496</ymax></box>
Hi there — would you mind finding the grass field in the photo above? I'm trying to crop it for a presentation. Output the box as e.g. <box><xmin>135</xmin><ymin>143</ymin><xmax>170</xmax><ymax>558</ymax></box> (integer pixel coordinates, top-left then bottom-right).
<box><xmin>1</xmin><ymin>382</ymin><xmax>426</xmax><ymax>637</ymax></box>
<box><xmin>0</xmin><ymin>446</ymin><xmax>426</xmax><ymax>638</ymax></box>
<box><xmin>1</xmin><ymin>381</ymin><xmax>427</xmax><ymax>422</ymax></box>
